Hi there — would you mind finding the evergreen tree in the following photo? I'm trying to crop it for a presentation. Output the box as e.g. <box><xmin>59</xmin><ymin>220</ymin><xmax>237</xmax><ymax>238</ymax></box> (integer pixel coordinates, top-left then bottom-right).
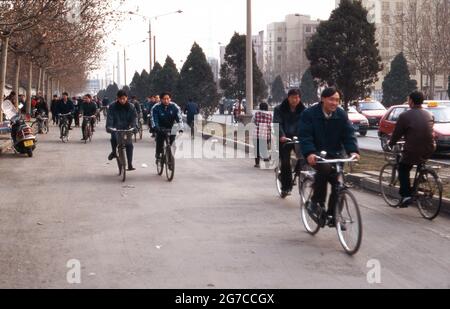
<box><xmin>105</xmin><ymin>83</ymin><xmax>119</xmax><ymax>101</ymax></box>
<box><xmin>271</xmin><ymin>75</ymin><xmax>286</xmax><ymax>104</ymax></box>
<box><xmin>152</xmin><ymin>56</ymin><xmax>180</xmax><ymax>97</ymax></box>
<box><xmin>148</xmin><ymin>62</ymin><xmax>163</xmax><ymax>96</ymax></box>
<box><xmin>300</xmin><ymin>69</ymin><xmax>319</xmax><ymax>104</ymax></box>
<box><xmin>178</xmin><ymin>42</ymin><xmax>219</xmax><ymax>119</ymax></box>
<box><xmin>382</xmin><ymin>52</ymin><xmax>417</xmax><ymax>106</ymax></box>
<box><xmin>220</xmin><ymin>32</ymin><xmax>268</xmax><ymax>107</ymax></box>
<box><xmin>306</xmin><ymin>0</ymin><xmax>382</xmax><ymax>109</ymax></box>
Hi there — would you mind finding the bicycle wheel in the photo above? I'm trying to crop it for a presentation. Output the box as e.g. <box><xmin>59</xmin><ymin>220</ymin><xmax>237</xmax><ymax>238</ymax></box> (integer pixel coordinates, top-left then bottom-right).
<box><xmin>275</xmin><ymin>164</ymin><xmax>285</xmax><ymax>198</ymax></box>
<box><xmin>157</xmin><ymin>154</ymin><xmax>164</xmax><ymax>176</ymax></box>
<box><xmin>83</xmin><ymin>126</ymin><xmax>89</xmax><ymax>144</ymax></box>
<box><xmin>119</xmin><ymin>148</ymin><xmax>126</xmax><ymax>182</ymax></box>
<box><xmin>139</xmin><ymin>126</ymin><xmax>143</xmax><ymax>140</ymax></box>
<box><xmin>379</xmin><ymin>163</ymin><xmax>401</xmax><ymax>207</ymax></box>
<box><xmin>31</xmin><ymin>121</ymin><xmax>40</xmax><ymax>135</ymax></box>
<box><xmin>165</xmin><ymin>146</ymin><xmax>175</xmax><ymax>182</ymax></box>
<box><xmin>88</xmin><ymin>124</ymin><xmax>92</xmax><ymax>142</ymax></box>
<box><xmin>43</xmin><ymin>120</ymin><xmax>49</xmax><ymax>134</ymax></box>
<box><xmin>61</xmin><ymin>125</ymin><xmax>69</xmax><ymax>143</ymax></box>
<box><xmin>416</xmin><ymin>168</ymin><xmax>442</xmax><ymax>220</ymax></box>
<box><xmin>335</xmin><ymin>190</ymin><xmax>363</xmax><ymax>256</ymax></box>
<box><xmin>300</xmin><ymin>177</ymin><xmax>320</xmax><ymax>235</ymax></box>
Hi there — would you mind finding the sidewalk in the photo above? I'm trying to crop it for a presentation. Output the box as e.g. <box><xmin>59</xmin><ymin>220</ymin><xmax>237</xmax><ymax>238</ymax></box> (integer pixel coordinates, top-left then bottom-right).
<box><xmin>0</xmin><ymin>135</ymin><xmax>11</xmax><ymax>154</ymax></box>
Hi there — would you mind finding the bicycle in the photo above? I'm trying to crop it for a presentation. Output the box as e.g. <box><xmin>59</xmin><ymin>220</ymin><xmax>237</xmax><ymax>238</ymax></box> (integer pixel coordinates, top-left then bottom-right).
<box><xmin>379</xmin><ymin>142</ymin><xmax>442</xmax><ymax>220</ymax></box>
<box><xmin>275</xmin><ymin>137</ymin><xmax>311</xmax><ymax>199</ymax></box>
<box><xmin>299</xmin><ymin>153</ymin><xmax>362</xmax><ymax>256</ymax></box>
<box><xmin>82</xmin><ymin>115</ymin><xmax>96</xmax><ymax>143</ymax></box>
<box><xmin>31</xmin><ymin>112</ymin><xmax>49</xmax><ymax>135</ymax></box>
<box><xmin>109</xmin><ymin>128</ymin><xmax>135</xmax><ymax>182</ymax></box>
<box><xmin>156</xmin><ymin>129</ymin><xmax>180</xmax><ymax>182</ymax></box>
<box><xmin>96</xmin><ymin>109</ymin><xmax>101</xmax><ymax>124</ymax></box>
<box><xmin>134</xmin><ymin>114</ymin><xmax>144</xmax><ymax>142</ymax></box>
<box><xmin>58</xmin><ymin>113</ymin><xmax>72</xmax><ymax>143</ymax></box>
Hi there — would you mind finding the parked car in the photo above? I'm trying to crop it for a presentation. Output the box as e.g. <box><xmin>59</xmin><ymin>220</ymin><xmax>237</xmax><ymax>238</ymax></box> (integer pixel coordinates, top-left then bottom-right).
<box><xmin>348</xmin><ymin>106</ymin><xmax>369</xmax><ymax>136</ymax></box>
<box><xmin>356</xmin><ymin>99</ymin><xmax>387</xmax><ymax>127</ymax></box>
<box><xmin>424</xmin><ymin>100</ymin><xmax>450</xmax><ymax>108</ymax></box>
<box><xmin>378</xmin><ymin>102</ymin><xmax>450</xmax><ymax>153</ymax></box>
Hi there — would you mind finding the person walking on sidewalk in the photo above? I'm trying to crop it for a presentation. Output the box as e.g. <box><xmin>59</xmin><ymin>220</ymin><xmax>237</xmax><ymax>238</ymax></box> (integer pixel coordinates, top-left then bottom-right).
<box><xmin>252</xmin><ymin>102</ymin><xmax>272</xmax><ymax>168</ymax></box>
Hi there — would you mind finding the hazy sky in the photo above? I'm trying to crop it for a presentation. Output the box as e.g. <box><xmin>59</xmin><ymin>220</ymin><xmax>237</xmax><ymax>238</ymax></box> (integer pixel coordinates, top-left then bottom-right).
<box><xmin>97</xmin><ymin>0</ymin><xmax>335</xmax><ymax>84</ymax></box>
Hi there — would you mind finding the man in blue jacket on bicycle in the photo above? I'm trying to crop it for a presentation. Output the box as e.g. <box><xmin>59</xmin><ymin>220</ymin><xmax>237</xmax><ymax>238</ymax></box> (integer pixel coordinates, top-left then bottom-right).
<box><xmin>150</xmin><ymin>92</ymin><xmax>184</xmax><ymax>164</ymax></box>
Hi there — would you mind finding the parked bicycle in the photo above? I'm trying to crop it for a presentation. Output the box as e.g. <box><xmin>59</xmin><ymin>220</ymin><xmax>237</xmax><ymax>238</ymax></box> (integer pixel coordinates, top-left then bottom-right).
<box><xmin>134</xmin><ymin>113</ymin><xmax>144</xmax><ymax>142</ymax></box>
<box><xmin>379</xmin><ymin>142</ymin><xmax>442</xmax><ymax>220</ymax></box>
<box><xmin>157</xmin><ymin>129</ymin><xmax>180</xmax><ymax>182</ymax></box>
<box><xmin>109</xmin><ymin>128</ymin><xmax>135</xmax><ymax>182</ymax></box>
<box><xmin>58</xmin><ymin>113</ymin><xmax>72</xmax><ymax>143</ymax></box>
<box><xmin>82</xmin><ymin>115</ymin><xmax>96</xmax><ymax>143</ymax></box>
<box><xmin>299</xmin><ymin>152</ymin><xmax>362</xmax><ymax>256</ymax></box>
<box><xmin>31</xmin><ymin>112</ymin><xmax>49</xmax><ymax>135</ymax></box>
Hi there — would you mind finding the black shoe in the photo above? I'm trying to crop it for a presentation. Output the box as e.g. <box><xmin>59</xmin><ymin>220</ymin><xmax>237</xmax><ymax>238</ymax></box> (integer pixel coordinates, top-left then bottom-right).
<box><xmin>399</xmin><ymin>197</ymin><xmax>413</xmax><ymax>208</ymax></box>
<box><xmin>254</xmin><ymin>164</ymin><xmax>260</xmax><ymax>168</ymax></box>
<box><xmin>68</xmin><ymin>127</ymin><xmax>72</xmax><ymax>130</ymax></box>
<box><xmin>81</xmin><ymin>138</ymin><xmax>86</xmax><ymax>141</ymax></box>
<box><xmin>127</xmin><ymin>166</ymin><xmax>136</xmax><ymax>171</ymax></box>
<box><xmin>307</xmin><ymin>202</ymin><xmax>326</xmax><ymax>227</ymax></box>
<box><xmin>108</xmin><ymin>152</ymin><xmax>117</xmax><ymax>161</ymax></box>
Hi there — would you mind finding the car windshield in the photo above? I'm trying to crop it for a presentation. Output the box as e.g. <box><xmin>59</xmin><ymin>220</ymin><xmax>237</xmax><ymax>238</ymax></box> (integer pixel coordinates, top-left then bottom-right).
<box><xmin>428</xmin><ymin>108</ymin><xmax>450</xmax><ymax>124</ymax></box>
<box><xmin>360</xmin><ymin>102</ymin><xmax>386</xmax><ymax>111</ymax></box>
<box><xmin>348</xmin><ymin>107</ymin><xmax>358</xmax><ymax>113</ymax></box>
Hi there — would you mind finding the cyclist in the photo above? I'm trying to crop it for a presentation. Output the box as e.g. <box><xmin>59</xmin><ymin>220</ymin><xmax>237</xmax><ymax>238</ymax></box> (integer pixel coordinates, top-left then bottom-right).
<box><xmin>299</xmin><ymin>87</ymin><xmax>360</xmax><ymax>227</ymax></box>
<box><xmin>56</xmin><ymin>92</ymin><xmax>75</xmax><ymax>131</ymax></box>
<box><xmin>80</xmin><ymin>94</ymin><xmax>98</xmax><ymax>141</ymax></box>
<box><xmin>273</xmin><ymin>89</ymin><xmax>306</xmax><ymax>197</ymax></box>
<box><xmin>388</xmin><ymin>91</ymin><xmax>436</xmax><ymax>207</ymax></box>
<box><xmin>106</xmin><ymin>90</ymin><xmax>138</xmax><ymax>171</ymax></box>
<box><xmin>150</xmin><ymin>92</ymin><xmax>184</xmax><ymax>164</ymax></box>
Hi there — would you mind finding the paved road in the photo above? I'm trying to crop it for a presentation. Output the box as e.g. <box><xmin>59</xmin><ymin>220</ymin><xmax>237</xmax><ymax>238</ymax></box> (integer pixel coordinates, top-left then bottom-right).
<box><xmin>0</xmin><ymin>121</ymin><xmax>449</xmax><ymax>288</ymax></box>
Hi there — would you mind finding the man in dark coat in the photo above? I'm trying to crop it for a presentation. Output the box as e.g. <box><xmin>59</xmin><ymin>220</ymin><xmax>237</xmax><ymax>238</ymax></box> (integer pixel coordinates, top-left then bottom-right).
<box><xmin>389</xmin><ymin>91</ymin><xmax>435</xmax><ymax>207</ymax></box>
<box><xmin>56</xmin><ymin>92</ymin><xmax>75</xmax><ymax>130</ymax></box>
<box><xmin>299</xmin><ymin>87</ymin><xmax>360</xmax><ymax>227</ymax></box>
<box><xmin>273</xmin><ymin>89</ymin><xmax>306</xmax><ymax>196</ymax></box>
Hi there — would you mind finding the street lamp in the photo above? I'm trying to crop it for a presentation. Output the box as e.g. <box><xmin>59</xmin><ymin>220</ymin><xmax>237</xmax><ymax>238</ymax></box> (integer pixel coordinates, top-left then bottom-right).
<box><xmin>127</xmin><ymin>10</ymin><xmax>183</xmax><ymax>72</ymax></box>
<box><xmin>246</xmin><ymin>0</ymin><xmax>253</xmax><ymax>116</ymax></box>
<box><xmin>112</xmin><ymin>39</ymin><xmax>147</xmax><ymax>86</ymax></box>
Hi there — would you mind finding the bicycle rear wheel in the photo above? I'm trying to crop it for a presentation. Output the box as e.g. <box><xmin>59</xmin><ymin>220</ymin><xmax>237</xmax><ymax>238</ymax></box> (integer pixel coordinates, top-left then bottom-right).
<box><xmin>300</xmin><ymin>177</ymin><xmax>320</xmax><ymax>235</ymax></box>
<box><xmin>416</xmin><ymin>168</ymin><xmax>442</xmax><ymax>220</ymax></box>
<box><xmin>42</xmin><ymin>120</ymin><xmax>49</xmax><ymax>134</ymax></box>
<box><xmin>275</xmin><ymin>164</ymin><xmax>285</xmax><ymax>198</ymax></box>
<box><xmin>165</xmin><ymin>147</ymin><xmax>175</xmax><ymax>182</ymax></box>
<box><xmin>335</xmin><ymin>190</ymin><xmax>363</xmax><ymax>256</ymax></box>
<box><xmin>379</xmin><ymin>163</ymin><xmax>401</xmax><ymax>207</ymax></box>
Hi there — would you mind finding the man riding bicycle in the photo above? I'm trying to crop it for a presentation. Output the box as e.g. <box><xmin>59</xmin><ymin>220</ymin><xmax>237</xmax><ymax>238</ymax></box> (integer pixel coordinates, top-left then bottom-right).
<box><xmin>150</xmin><ymin>92</ymin><xmax>184</xmax><ymax>164</ymax></box>
<box><xmin>106</xmin><ymin>90</ymin><xmax>138</xmax><ymax>171</ymax></box>
<box><xmin>388</xmin><ymin>91</ymin><xmax>436</xmax><ymax>208</ymax></box>
<box><xmin>299</xmin><ymin>87</ymin><xmax>360</xmax><ymax>227</ymax></box>
<box><xmin>273</xmin><ymin>89</ymin><xmax>306</xmax><ymax>197</ymax></box>
<box><xmin>80</xmin><ymin>94</ymin><xmax>98</xmax><ymax>141</ymax></box>
<box><xmin>55</xmin><ymin>92</ymin><xmax>75</xmax><ymax>131</ymax></box>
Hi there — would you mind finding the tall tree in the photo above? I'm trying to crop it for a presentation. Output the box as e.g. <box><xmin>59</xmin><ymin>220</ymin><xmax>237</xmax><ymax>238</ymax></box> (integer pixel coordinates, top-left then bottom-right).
<box><xmin>306</xmin><ymin>0</ymin><xmax>382</xmax><ymax>109</ymax></box>
<box><xmin>300</xmin><ymin>69</ymin><xmax>319</xmax><ymax>104</ymax></box>
<box><xmin>271</xmin><ymin>75</ymin><xmax>286</xmax><ymax>104</ymax></box>
<box><xmin>105</xmin><ymin>83</ymin><xmax>119</xmax><ymax>101</ymax></box>
<box><xmin>219</xmin><ymin>32</ymin><xmax>268</xmax><ymax>107</ymax></box>
<box><xmin>129</xmin><ymin>72</ymin><xmax>142</xmax><ymax>98</ymax></box>
<box><xmin>148</xmin><ymin>62</ymin><xmax>163</xmax><ymax>96</ymax></box>
<box><xmin>382</xmin><ymin>53</ymin><xmax>417</xmax><ymax>107</ymax></box>
<box><xmin>178</xmin><ymin>42</ymin><xmax>219</xmax><ymax>119</ymax></box>
<box><xmin>152</xmin><ymin>56</ymin><xmax>179</xmax><ymax>97</ymax></box>
<box><xmin>448</xmin><ymin>75</ymin><xmax>450</xmax><ymax>99</ymax></box>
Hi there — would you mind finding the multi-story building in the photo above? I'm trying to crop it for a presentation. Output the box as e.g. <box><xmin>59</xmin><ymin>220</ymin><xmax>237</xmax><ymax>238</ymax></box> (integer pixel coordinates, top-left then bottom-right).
<box><xmin>207</xmin><ymin>57</ymin><xmax>219</xmax><ymax>82</ymax></box>
<box><xmin>265</xmin><ymin>15</ymin><xmax>319</xmax><ymax>87</ymax></box>
<box><xmin>252</xmin><ymin>31</ymin><xmax>265</xmax><ymax>73</ymax></box>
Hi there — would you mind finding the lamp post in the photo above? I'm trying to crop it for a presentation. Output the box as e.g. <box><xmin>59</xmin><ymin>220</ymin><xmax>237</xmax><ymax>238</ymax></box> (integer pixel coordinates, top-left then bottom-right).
<box><xmin>128</xmin><ymin>10</ymin><xmax>183</xmax><ymax>72</ymax></box>
<box><xmin>246</xmin><ymin>0</ymin><xmax>253</xmax><ymax>116</ymax></box>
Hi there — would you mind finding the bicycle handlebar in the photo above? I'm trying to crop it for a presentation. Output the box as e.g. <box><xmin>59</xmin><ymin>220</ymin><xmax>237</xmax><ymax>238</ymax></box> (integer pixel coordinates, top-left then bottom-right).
<box><xmin>315</xmin><ymin>155</ymin><xmax>358</xmax><ymax>164</ymax></box>
<box><xmin>108</xmin><ymin>128</ymin><xmax>135</xmax><ymax>133</ymax></box>
<box><xmin>58</xmin><ymin>113</ymin><xmax>72</xmax><ymax>117</ymax></box>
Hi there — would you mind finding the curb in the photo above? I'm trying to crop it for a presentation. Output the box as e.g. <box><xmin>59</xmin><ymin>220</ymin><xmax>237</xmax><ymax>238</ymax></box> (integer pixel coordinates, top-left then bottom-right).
<box><xmin>347</xmin><ymin>173</ymin><xmax>450</xmax><ymax>216</ymax></box>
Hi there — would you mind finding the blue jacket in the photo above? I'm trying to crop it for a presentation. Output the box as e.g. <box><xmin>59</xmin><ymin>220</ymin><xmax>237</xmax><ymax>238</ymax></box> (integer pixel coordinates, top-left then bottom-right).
<box><xmin>184</xmin><ymin>101</ymin><xmax>200</xmax><ymax>122</ymax></box>
<box><xmin>151</xmin><ymin>102</ymin><xmax>184</xmax><ymax>130</ymax></box>
<box><xmin>106</xmin><ymin>101</ymin><xmax>137</xmax><ymax>133</ymax></box>
<box><xmin>299</xmin><ymin>103</ymin><xmax>359</xmax><ymax>158</ymax></box>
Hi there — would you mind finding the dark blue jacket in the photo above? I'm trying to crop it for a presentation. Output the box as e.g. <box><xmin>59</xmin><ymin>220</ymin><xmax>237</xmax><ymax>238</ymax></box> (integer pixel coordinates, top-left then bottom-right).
<box><xmin>184</xmin><ymin>101</ymin><xmax>200</xmax><ymax>123</ymax></box>
<box><xmin>56</xmin><ymin>99</ymin><xmax>75</xmax><ymax>115</ymax></box>
<box><xmin>151</xmin><ymin>102</ymin><xmax>183</xmax><ymax>130</ymax></box>
<box><xmin>106</xmin><ymin>101</ymin><xmax>137</xmax><ymax>133</ymax></box>
<box><xmin>299</xmin><ymin>103</ymin><xmax>359</xmax><ymax>158</ymax></box>
<box><xmin>273</xmin><ymin>99</ymin><xmax>306</xmax><ymax>139</ymax></box>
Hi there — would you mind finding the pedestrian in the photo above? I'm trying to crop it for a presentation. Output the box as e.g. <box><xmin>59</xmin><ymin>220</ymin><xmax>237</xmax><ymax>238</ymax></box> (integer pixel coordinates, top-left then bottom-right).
<box><xmin>184</xmin><ymin>98</ymin><xmax>200</xmax><ymax>139</ymax></box>
<box><xmin>252</xmin><ymin>102</ymin><xmax>272</xmax><ymax>168</ymax></box>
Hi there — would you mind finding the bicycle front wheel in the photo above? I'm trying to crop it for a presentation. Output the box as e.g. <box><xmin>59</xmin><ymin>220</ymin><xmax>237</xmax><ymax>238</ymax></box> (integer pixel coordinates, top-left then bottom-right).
<box><xmin>416</xmin><ymin>168</ymin><xmax>442</xmax><ymax>220</ymax></box>
<box><xmin>300</xmin><ymin>177</ymin><xmax>320</xmax><ymax>235</ymax></box>
<box><xmin>165</xmin><ymin>147</ymin><xmax>175</xmax><ymax>182</ymax></box>
<box><xmin>335</xmin><ymin>190</ymin><xmax>362</xmax><ymax>256</ymax></box>
<box><xmin>379</xmin><ymin>163</ymin><xmax>401</xmax><ymax>207</ymax></box>
<box><xmin>157</xmin><ymin>154</ymin><xmax>164</xmax><ymax>176</ymax></box>
<box><xmin>275</xmin><ymin>165</ymin><xmax>284</xmax><ymax>198</ymax></box>
<box><xmin>119</xmin><ymin>148</ymin><xmax>126</xmax><ymax>182</ymax></box>
<box><xmin>61</xmin><ymin>125</ymin><xmax>69</xmax><ymax>143</ymax></box>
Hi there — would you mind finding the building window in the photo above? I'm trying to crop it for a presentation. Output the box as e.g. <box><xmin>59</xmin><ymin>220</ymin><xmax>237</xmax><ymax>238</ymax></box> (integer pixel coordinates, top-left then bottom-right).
<box><xmin>383</xmin><ymin>26</ymin><xmax>390</xmax><ymax>36</ymax></box>
<box><xmin>277</xmin><ymin>37</ymin><xmax>282</xmax><ymax>42</ymax></box>
<box><xmin>382</xmin><ymin>1</ymin><xmax>390</xmax><ymax>11</ymax></box>
<box><xmin>396</xmin><ymin>2</ymin><xmax>404</xmax><ymax>12</ymax></box>
<box><xmin>277</xmin><ymin>46</ymin><xmax>282</xmax><ymax>51</ymax></box>
<box><xmin>382</xmin><ymin>14</ymin><xmax>390</xmax><ymax>24</ymax></box>
<box><xmin>382</xmin><ymin>39</ymin><xmax>390</xmax><ymax>48</ymax></box>
<box><xmin>277</xmin><ymin>55</ymin><xmax>281</xmax><ymax>61</ymax></box>
<box><xmin>305</xmin><ymin>25</ymin><xmax>311</xmax><ymax>33</ymax></box>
